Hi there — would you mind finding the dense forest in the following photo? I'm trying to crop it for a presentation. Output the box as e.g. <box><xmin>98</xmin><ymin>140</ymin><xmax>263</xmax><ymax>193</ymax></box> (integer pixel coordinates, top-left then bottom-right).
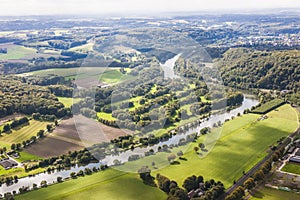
<box><xmin>217</xmin><ymin>48</ymin><xmax>300</xmax><ymax>92</ymax></box>
<box><xmin>0</xmin><ymin>76</ymin><xmax>71</xmax><ymax>118</ymax></box>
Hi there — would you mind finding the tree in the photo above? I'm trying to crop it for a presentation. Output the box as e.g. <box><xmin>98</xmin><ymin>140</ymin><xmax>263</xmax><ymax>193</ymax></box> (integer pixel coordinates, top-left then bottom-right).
<box><xmin>30</xmin><ymin>136</ymin><xmax>37</xmax><ymax>143</ymax></box>
<box><xmin>244</xmin><ymin>178</ymin><xmax>255</xmax><ymax>190</ymax></box>
<box><xmin>3</xmin><ymin>124</ymin><xmax>10</xmax><ymax>132</ymax></box>
<box><xmin>167</xmin><ymin>154</ymin><xmax>176</xmax><ymax>163</ymax></box>
<box><xmin>182</xmin><ymin>175</ymin><xmax>198</xmax><ymax>192</ymax></box>
<box><xmin>138</xmin><ymin>166</ymin><xmax>153</xmax><ymax>183</ymax></box>
<box><xmin>37</xmin><ymin>130</ymin><xmax>44</xmax><ymax>138</ymax></box>
<box><xmin>16</xmin><ymin>143</ymin><xmax>21</xmax><ymax>150</ymax></box>
<box><xmin>253</xmin><ymin>170</ymin><xmax>265</xmax><ymax>181</ymax></box>
<box><xmin>152</xmin><ymin>161</ymin><xmax>155</xmax><ymax>167</ymax></box>
<box><xmin>32</xmin><ymin>183</ymin><xmax>37</xmax><ymax>190</ymax></box>
<box><xmin>113</xmin><ymin>159</ymin><xmax>122</xmax><ymax>166</ymax></box>
<box><xmin>156</xmin><ymin>174</ymin><xmax>171</xmax><ymax>193</ymax></box>
<box><xmin>177</xmin><ymin>151</ymin><xmax>183</xmax><ymax>157</ymax></box>
<box><xmin>46</xmin><ymin>124</ymin><xmax>52</xmax><ymax>132</ymax></box>
<box><xmin>11</xmin><ymin>144</ymin><xmax>16</xmax><ymax>150</ymax></box>
<box><xmin>40</xmin><ymin>180</ymin><xmax>47</xmax><ymax>188</ymax></box>
<box><xmin>57</xmin><ymin>176</ymin><xmax>63</xmax><ymax>183</ymax></box>
<box><xmin>4</xmin><ymin>192</ymin><xmax>14</xmax><ymax>200</ymax></box>
<box><xmin>194</xmin><ymin>146</ymin><xmax>199</xmax><ymax>153</ymax></box>
<box><xmin>199</xmin><ymin>143</ymin><xmax>205</xmax><ymax>149</ymax></box>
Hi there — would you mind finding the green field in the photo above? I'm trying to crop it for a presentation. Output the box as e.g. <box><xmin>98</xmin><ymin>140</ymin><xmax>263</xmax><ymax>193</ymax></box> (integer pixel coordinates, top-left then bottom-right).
<box><xmin>15</xmin><ymin>169</ymin><xmax>166</xmax><ymax>200</ymax></box>
<box><xmin>58</xmin><ymin>97</ymin><xmax>82</xmax><ymax>108</ymax></box>
<box><xmin>251</xmin><ymin>99</ymin><xmax>285</xmax><ymax>114</ymax></box>
<box><xmin>28</xmin><ymin>67</ymin><xmax>107</xmax><ymax>78</ymax></box>
<box><xmin>69</xmin><ymin>42</ymin><xmax>94</xmax><ymax>52</ymax></box>
<box><xmin>282</xmin><ymin>163</ymin><xmax>300</xmax><ymax>175</ymax></box>
<box><xmin>117</xmin><ymin>104</ymin><xmax>299</xmax><ymax>188</ymax></box>
<box><xmin>97</xmin><ymin>112</ymin><xmax>116</xmax><ymax>120</ymax></box>
<box><xmin>27</xmin><ymin>67</ymin><xmax>131</xmax><ymax>84</ymax></box>
<box><xmin>250</xmin><ymin>187</ymin><xmax>300</xmax><ymax>200</ymax></box>
<box><xmin>0</xmin><ymin>44</ymin><xmax>36</xmax><ymax>60</ymax></box>
<box><xmin>0</xmin><ymin>120</ymin><xmax>49</xmax><ymax>144</ymax></box>
<box><xmin>13</xmin><ymin>104</ymin><xmax>299</xmax><ymax>199</ymax></box>
<box><xmin>0</xmin><ymin>164</ymin><xmax>44</xmax><ymax>179</ymax></box>
<box><xmin>16</xmin><ymin>151</ymin><xmax>43</xmax><ymax>162</ymax></box>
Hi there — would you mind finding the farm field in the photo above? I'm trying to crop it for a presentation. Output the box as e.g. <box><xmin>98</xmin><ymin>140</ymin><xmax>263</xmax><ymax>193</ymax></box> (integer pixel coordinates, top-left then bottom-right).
<box><xmin>58</xmin><ymin>97</ymin><xmax>82</xmax><ymax>108</ymax></box>
<box><xmin>117</xmin><ymin>104</ymin><xmax>299</xmax><ymax>188</ymax></box>
<box><xmin>26</xmin><ymin>67</ymin><xmax>129</xmax><ymax>84</ymax></box>
<box><xmin>25</xmin><ymin>116</ymin><xmax>130</xmax><ymax>158</ymax></box>
<box><xmin>0</xmin><ymin>165</ymin><xmax>44</xmax><ymax>179</ymax></box>
<box><xmin>0</xmin><ymin>44</ymin><xmax>36</xmax><ymax>60</ymax></box>
<box><xmin>15</xmin><ymin>169</ymin><xmax>167</xmax><ymax>200</ymax></box>
<box><xmin>69</xmin><ymin>42</ymin><xmax>94</xmax><ymax>52</ymax></box>
<box><xmin>251</xmin><ymin>99</ymin><xmax>285</xmax><ymax>114</ymax></box>
<box><xmin>97</xmin><ymin>112</ymin><xmax>116</xmax><ymax>120</ymax></box>
<box><xmin>15</xmin><ymin>151</ymin><xmax>42</xmax><ymax>162</ymax></box>
<box><xmin>0</xmin><ymin>119</ymin><xmax>49</xmax><ymax>145</ymax></box>
<box><xmin>27</xmin><ymin>67</ymin><xmax>108</xmax><ymax>78</ymax></box>
<box><xmin>282</xmin><ymin>163</ymin><xmax>300</xmax><ymax>175</ymax></box>
<box><xmin>250</xmin><ymin>187</ymin><xmax>300</xmax><ymax>200</ymax></box>
<box><xmin>0</xmin><ymin>113</ymin><xmax>25</xmax><ymax>126</ymax></box>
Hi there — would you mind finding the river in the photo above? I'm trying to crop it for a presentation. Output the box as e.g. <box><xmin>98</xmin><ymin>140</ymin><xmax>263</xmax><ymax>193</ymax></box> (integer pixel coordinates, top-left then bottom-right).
<box><xmin>0</xmin><ymin>55</ymin><xmax>259</xmax><ymax>194</ymax></box>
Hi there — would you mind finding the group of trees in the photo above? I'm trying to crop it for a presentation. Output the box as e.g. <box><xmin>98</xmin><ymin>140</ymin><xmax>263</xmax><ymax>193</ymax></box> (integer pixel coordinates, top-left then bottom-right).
<box><xmin>0</xmin><ymin>76</ymin><xmax>71</xmax><ymax>119</ymax></box>
<box><xmin>155</xmin><ymin>173</ymin><xmax>224</xmax><ymax>200</ymax></box>
<box><xmin>0</xmin><ymin>117</ymin><xmax>30</xmax><ymax>135</ymax></box>
<box><xmin>48</xmin><ymin>39</ymin><xmax>87</xmax><ymax>50</ymax></box>
<box><xmin>37</xmin><ymin>148</ymin><xmax>96</xmax><ymax>170</ymax></box>
<box><xmin>218</xmin><ymin>48</ymin><xmax>300</xmax><ymax>92</ymax></box>
<box><xmin>156</xmin><ymin>174</ymin><xmax>189</xmax><ymax>200</ymax></box>
<box><xmin>10</xmin><ymin>129</ymin><xmax>48</xmax><ymax>151</ymax></box>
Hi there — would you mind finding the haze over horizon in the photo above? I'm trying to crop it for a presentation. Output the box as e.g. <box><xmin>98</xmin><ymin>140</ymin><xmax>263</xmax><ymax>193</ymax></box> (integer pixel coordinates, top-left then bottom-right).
<box><xmin>1</xmin><ymin>0</ymin><xmax>300</xmax><ymax>16</ymax></box>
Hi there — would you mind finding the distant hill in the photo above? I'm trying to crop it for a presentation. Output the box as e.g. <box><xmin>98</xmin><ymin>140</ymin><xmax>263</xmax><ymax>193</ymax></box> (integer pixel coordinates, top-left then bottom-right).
<box><xmin>217</xmin><ymin>48</ymin><xmax>300</xmax><ymax>91</ymax></box>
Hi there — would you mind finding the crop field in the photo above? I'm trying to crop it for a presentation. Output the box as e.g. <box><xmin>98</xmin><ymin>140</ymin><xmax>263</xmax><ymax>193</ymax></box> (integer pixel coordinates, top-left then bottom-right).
<box><xmin>15</xmin><ymin>169</ymin><xmax>167</xmax><ymax>200</ymax></box>
<box><xmin>250</xmin><ymin>187</ymin><xmax>300</xmax><ymax>200</ymax></box>
<box><xmin>69</xmin><ymin>42</ymin><xmax>94</xmax><ymax>52</ymax></box>
<box><xmin>117</xmin><ymin>104</ymin><xmax>299</xmax><ymax>188</ymax></box>
<box><xmin>251</xmin><ymin>99</ymin><xmax>285</xmax><ymax>114</ymax></box>
<box><xmin>0</xmin><ymin>119</ymin><xmax>49</xmax><ymax>145</ymax></box>
<box><xmin>97</xmin><ymin>112</ymin><xmax>116</xmax><ymax>120</ymax></box>
<box><xmin>26</xmin><ymin>67</ymin><xmax>129</xmax><ymax>84</ymax></box>
<box><xmin>0</xmin><ymin>44</ymin><xmax>36</xmax><ymax>60</ymax></box>
<box><xmin>282</xmin><ymin>163</ymin><xmax>300</xmax><ymax>175</ymax></box>
<box><xmin>25</xmin><ymin>116</ymin><xmax>130</xmax><ymax>158</ymax></box>
<box><xmin>58</xmin><ymin>97</ymin><xmax>82</xmax><ymax>108</ymax></box>
<box><xmin>28</xmin><ymin>67</ymin><xmax>107</xmax><ymax>78</ymax></box>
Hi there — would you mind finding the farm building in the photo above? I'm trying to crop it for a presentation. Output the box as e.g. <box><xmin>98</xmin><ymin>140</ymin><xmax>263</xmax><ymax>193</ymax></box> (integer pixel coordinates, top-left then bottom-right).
<box><xmin>289</xmin><ymin>156</ymin><xmax>300</xmax><ymax>163</ymax></box>
<box><xmin>287</xmin><ymin>146</ymin><xmax>296</xmax><ymax>154</ymax></box>
<box><xmin>0</xmin><ymin>159</ymin><xmax>18</xmax><ymax>170</ymax></box>
<box><xmin>295</xmin><ymin>149</ymin><xmax>300</xmax><ymax>157</ymax></box>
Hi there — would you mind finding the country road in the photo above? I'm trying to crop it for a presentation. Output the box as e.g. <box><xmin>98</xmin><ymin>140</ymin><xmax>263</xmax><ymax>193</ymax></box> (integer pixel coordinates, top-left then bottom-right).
<box><xmin>219</xmin><ymin>125</ymin><xmax>300</xmax><ymax>200</ymax></box>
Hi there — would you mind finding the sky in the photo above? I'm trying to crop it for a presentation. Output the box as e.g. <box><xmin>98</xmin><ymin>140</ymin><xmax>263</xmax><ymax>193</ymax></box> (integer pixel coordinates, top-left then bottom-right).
<box><xmin>0</xmin><ymin>0</ymin><xmax>299</xmax><ymax>16</ymax></box>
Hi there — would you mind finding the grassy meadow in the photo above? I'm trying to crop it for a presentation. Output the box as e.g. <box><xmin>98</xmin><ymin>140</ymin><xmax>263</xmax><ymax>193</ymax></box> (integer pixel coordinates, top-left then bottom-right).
<box><xmin>15</xmin><ymin>169</ymin><xmax>166</xmax><ymax>200</ymax></box>
<box><xmin>0</xmin><ymin>44</ymin><xmax>36</xmax><ymax>60</ymax></box>
<box><xmin>250</xmin><ymin>187</ymin><xmax>300</xmax><ymax>200</ymax></box>
<box><xmin>13</xmin><ymin>104</ymin><xmax>299</xmax><ymax>199</ymax></box>
<box><xmin>0</xmin><ymin>120</ymin><xmax>49</xmax><ymax>145</ymax></box>
<box><xmin>58</xmin><ymin>97</ymin><xmax>82</xmax><ymax>108</ymax></box>
<box><xmin>282</xmin><ymin>163</ymin><xmax>300</xmax><ymax>175</ymax></box>
<box><xmin>116</xmin><ymin>104</ymin><xmax>299</xmax><ymax>188</ymax></box>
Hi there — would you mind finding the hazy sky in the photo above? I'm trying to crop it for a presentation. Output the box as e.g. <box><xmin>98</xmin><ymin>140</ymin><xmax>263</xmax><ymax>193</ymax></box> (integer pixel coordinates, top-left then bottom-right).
<box><xmin>1</xmin><ymin>0</ymin><xmax>299</xmax><ymax>16</ymax></box>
